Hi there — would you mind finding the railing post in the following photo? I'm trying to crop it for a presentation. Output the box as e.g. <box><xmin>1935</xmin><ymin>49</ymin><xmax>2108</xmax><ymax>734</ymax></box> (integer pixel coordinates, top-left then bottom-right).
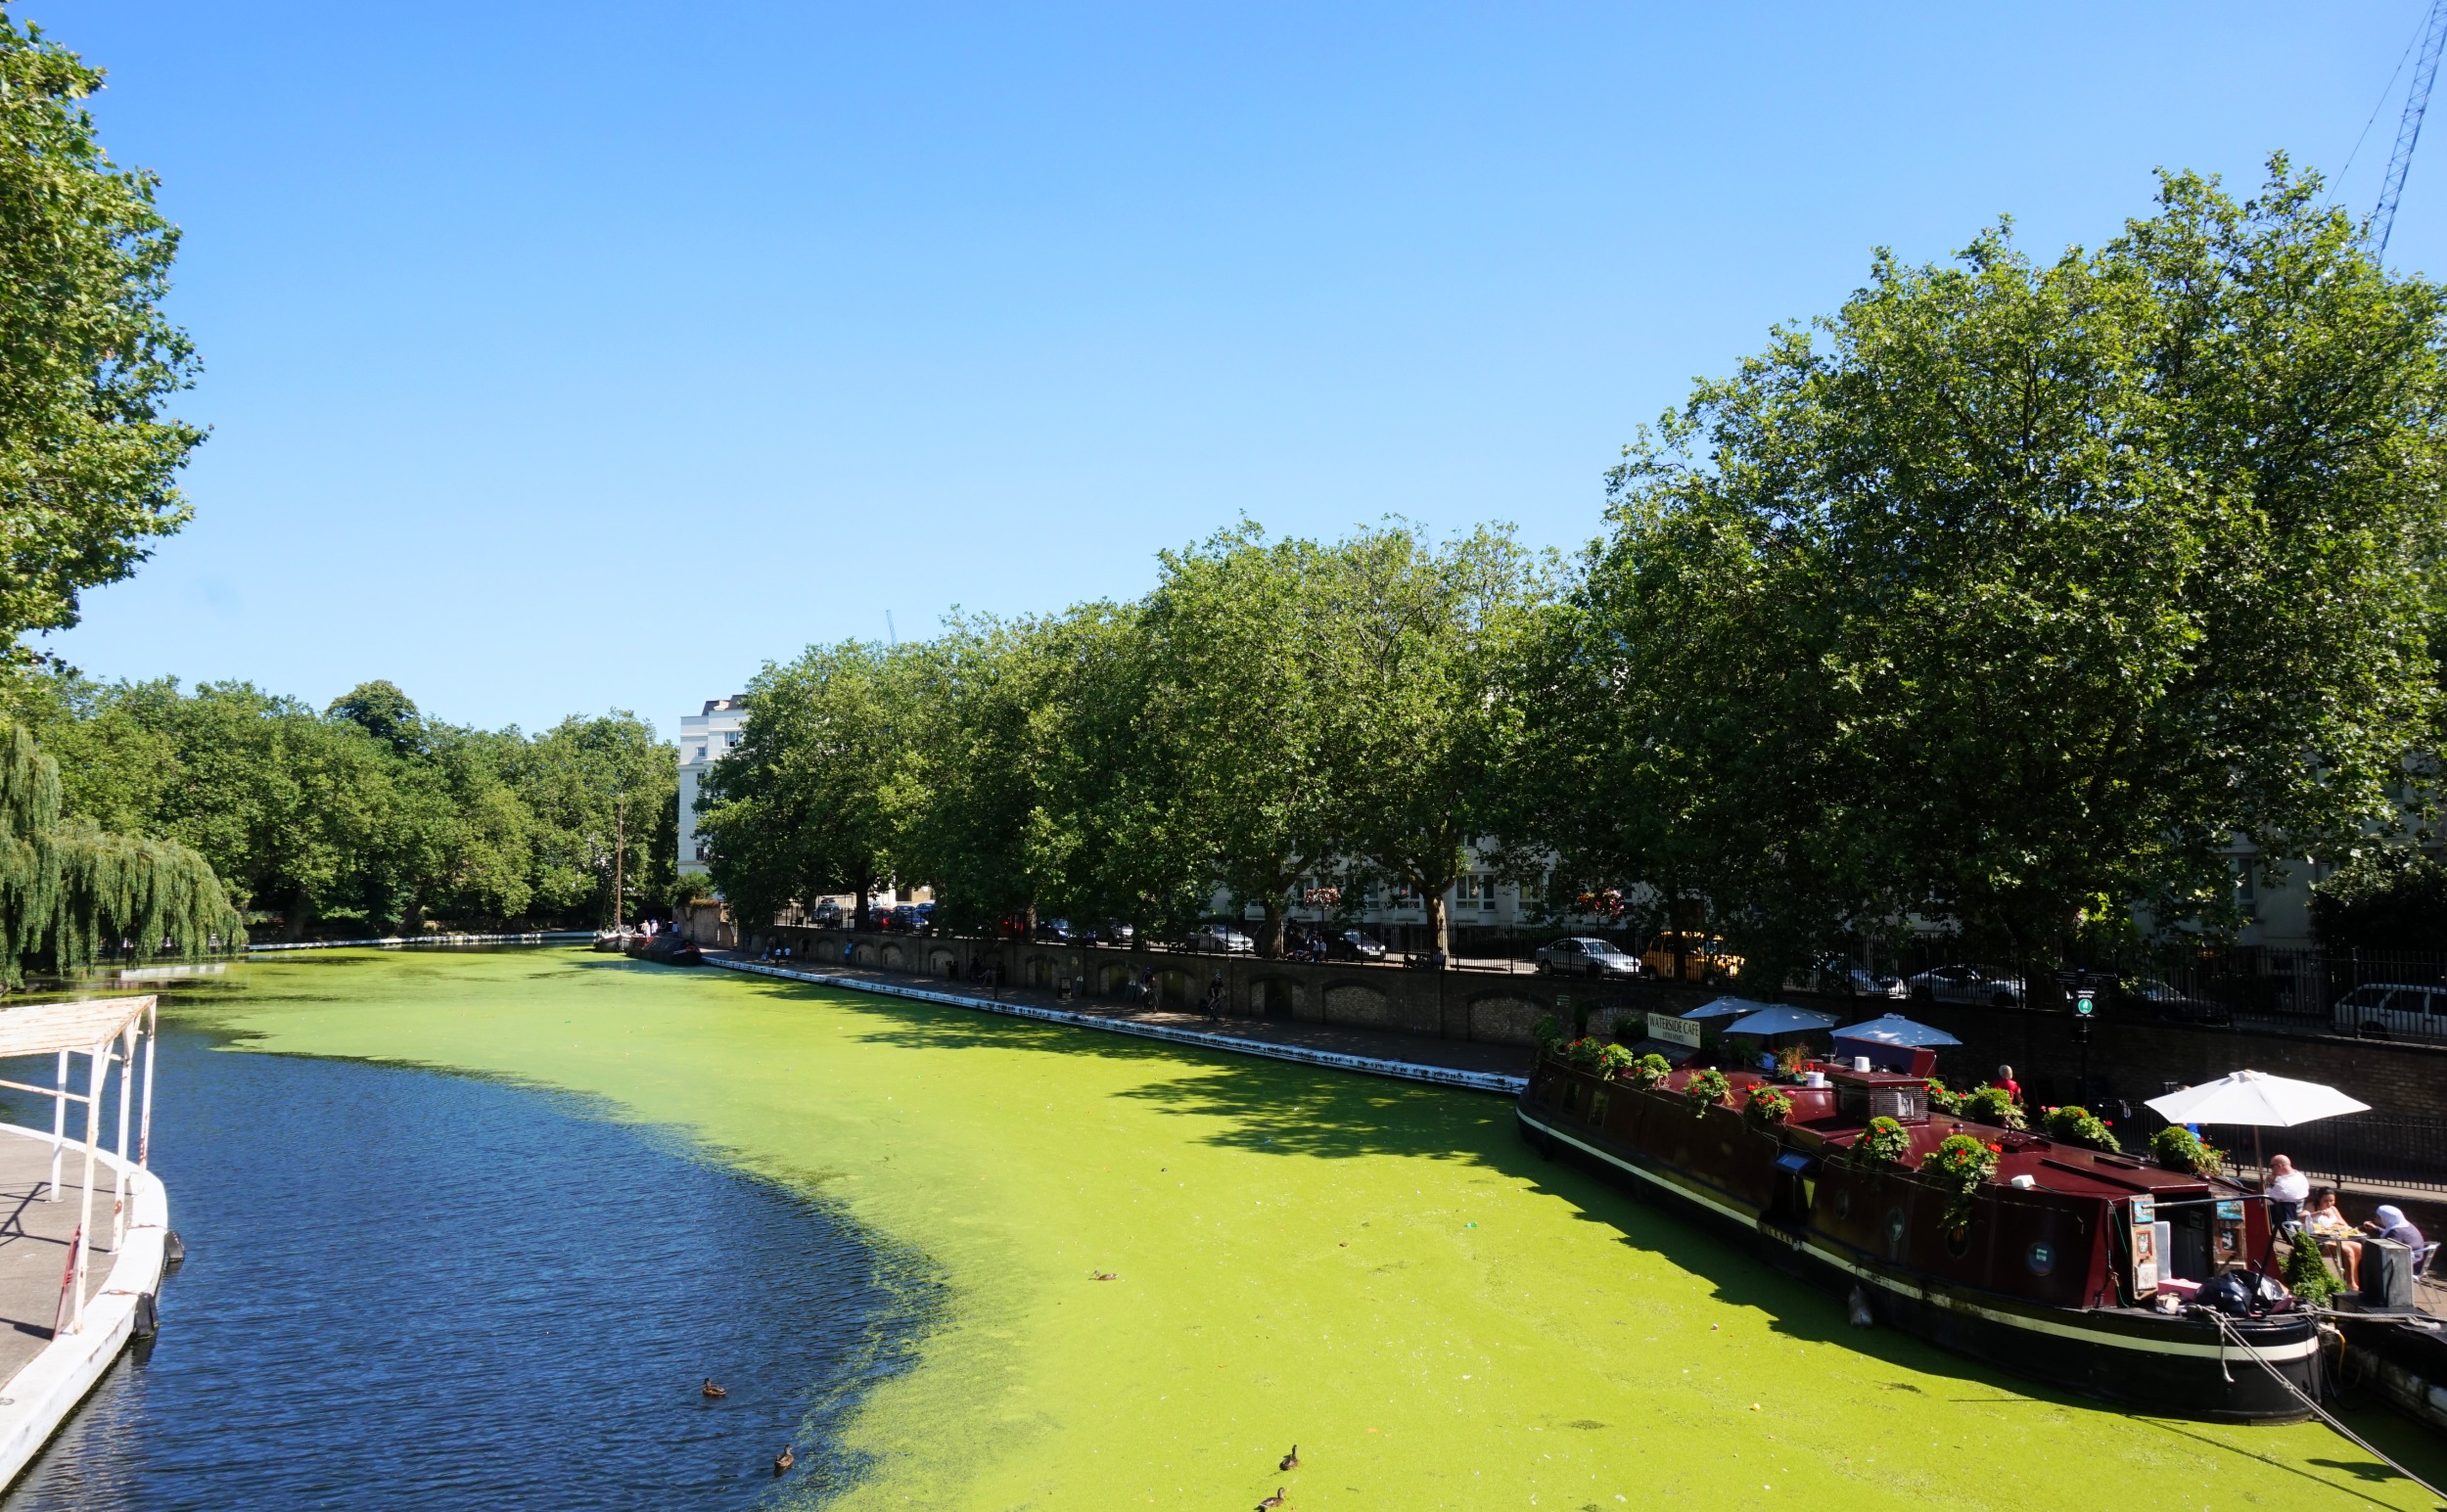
<box><xmin>46</xmin><ymin>1049</ymin><xmax>64</xmax><ymax>1201</ymax></box>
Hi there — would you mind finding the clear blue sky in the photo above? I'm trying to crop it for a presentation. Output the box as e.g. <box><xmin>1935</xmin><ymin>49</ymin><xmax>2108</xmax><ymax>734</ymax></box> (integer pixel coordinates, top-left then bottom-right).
<box><xmin>37</xmin><ymin>2</ymin><xmax>2447</xmax><ymax>737</ymax></box>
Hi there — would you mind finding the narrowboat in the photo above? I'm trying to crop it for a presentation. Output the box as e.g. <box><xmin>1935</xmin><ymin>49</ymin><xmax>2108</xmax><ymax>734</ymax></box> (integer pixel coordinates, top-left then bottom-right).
<box><xmin>1516</xmin><ymin>1054</ymin><xmax>2321</xmax><ymax>1421</ymax></box>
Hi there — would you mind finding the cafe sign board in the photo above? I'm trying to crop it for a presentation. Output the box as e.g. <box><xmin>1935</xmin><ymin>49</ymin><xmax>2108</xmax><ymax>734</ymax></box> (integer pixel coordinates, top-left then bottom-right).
<box><xmin>1646</xmin><ymin>1011</ymin><xmax>1703</xmax><ymax>1049</ymax></box>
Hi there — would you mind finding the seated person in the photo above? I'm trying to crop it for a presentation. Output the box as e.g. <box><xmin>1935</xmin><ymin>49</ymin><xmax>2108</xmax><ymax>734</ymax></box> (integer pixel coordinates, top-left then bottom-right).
<box><xmin>2300</xmin><ymin>1187</ymin><xmax>2352</xmax><ymax>1240</ymax></box>
<box><xmin>2341</xmin><ymin>1203</ymin><xmax>2427</xmax><ymax>1292</ymax></box>
<box><xmin>2264</xmin><ymin>1154</ymin><xmax>2309</xmax><ymax>1230</ymax></box>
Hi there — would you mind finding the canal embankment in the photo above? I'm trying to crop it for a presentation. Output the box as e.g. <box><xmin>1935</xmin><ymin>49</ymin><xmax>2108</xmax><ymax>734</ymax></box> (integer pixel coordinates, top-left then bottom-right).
<box><xmin>711</xmin><ymin>954</ymin><xmax>1530</xmax><ymax>1093</ymax></box>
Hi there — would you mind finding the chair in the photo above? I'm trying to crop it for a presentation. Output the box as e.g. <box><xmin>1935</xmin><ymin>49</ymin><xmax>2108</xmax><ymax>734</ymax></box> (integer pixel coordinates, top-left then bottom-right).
<box><xmin>2417</xmin><ymin>1241</ymin><xmax>2440</xmax><ymax>1279</ymax></box>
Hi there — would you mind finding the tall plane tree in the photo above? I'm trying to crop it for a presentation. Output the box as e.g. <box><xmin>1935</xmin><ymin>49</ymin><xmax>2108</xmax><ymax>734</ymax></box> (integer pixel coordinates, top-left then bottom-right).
<box><xmin>1138</xmin><ymin>527</ymin><xmax>1345</xmax><ymax>958</ymax></box>
<box><xmin>1583</xmin><ymin>160</ymin><xmax>2447</xmax><ymax>977</ymax></box>
<box><xmin>697</xmin><ymin>642</ymin><xmax>920</xmax><ymax>934</ymax></box>
<box><xmin>1323</xmin><ymin>523</ymin><xmax>1548</xmax><ymax>957</ymax></box>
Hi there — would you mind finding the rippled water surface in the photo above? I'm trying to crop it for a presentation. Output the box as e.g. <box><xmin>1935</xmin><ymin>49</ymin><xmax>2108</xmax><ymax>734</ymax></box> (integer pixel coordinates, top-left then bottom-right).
<box><xmin>0</xmin><ymin>1017</ymin><xmax>918</xmax><ymax>1511</ymax></box>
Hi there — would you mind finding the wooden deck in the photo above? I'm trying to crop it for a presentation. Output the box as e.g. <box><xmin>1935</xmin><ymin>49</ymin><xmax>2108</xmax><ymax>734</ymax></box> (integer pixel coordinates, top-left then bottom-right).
<box><xmin>0</xmin><ymin>1131</ymin><xmax>120</xmax><ymax>1396</ymax></box>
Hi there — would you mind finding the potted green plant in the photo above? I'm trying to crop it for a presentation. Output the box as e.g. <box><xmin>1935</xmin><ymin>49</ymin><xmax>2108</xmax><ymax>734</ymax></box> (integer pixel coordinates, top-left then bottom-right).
<box><xmin>1627</xmin><ymin>1052</ymin><xmax>1673</xmax><ymax>1089</ymax></box>
<box><xmin>2040</xmin><ymin>1105</ymin><xmax>2121</xmax><ymax>1154</ymax></box>
<box><xmin>1962</xmin><ymin>1083</ymin><xmax>2028</xmax><ymax>1131</ymax></box>
<box><xmin>1743</xmin><ymin>1084</ymin><xmax>1794</xmax><ymax>1128</ymax></box>
<box><xmin>1921</xmin><ymin>1132</ymin><xmax>2001</xmax><ymax>1228</ymax></box>
<box><xmin>1853</xmin><ymin>1115</ymin><xmax>1912</xmax><ymax>1165</ymax></box>
<box><xmin>1685</xmin><ymin>1068</ymin><xmax>1732</xmax><ymax>1116</ymax></box>
<box><xmin>2280</xmin><ymin>1231</ymin><xmax>2341</xmax><ymax>1306</ymax></box>
<box><xmin>1923</xmin><ymin>1076</ymin><xmax>1964</xmax><ymax>1116</ymax></box>
<box><xmin>2150</xmin><ymin>1124</ymin><xmax>2223</xmax><ymax>1177</ymax></box>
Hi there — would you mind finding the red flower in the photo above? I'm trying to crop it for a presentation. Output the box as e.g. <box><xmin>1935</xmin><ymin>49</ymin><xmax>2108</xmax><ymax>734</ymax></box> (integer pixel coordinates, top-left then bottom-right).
<box><xmin>1987</xmin><ymin>1143</ymin><xmax>2004</xmax><ymax>1153</ymax></box>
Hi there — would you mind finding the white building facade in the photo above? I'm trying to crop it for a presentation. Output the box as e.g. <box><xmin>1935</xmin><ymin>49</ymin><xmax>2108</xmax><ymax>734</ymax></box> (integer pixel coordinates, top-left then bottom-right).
<box><xmin>676</xmin><ymin>696</ymin><xmax>749</xmax><ymax>878</ymax></box>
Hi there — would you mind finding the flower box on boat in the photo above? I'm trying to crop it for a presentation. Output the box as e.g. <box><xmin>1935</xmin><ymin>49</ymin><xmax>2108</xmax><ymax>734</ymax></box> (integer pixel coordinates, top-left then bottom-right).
<box><xmin>1517</xmin><ymin>1053</ymin><xmax>2320</xmax><ymax>1421</ymax></box>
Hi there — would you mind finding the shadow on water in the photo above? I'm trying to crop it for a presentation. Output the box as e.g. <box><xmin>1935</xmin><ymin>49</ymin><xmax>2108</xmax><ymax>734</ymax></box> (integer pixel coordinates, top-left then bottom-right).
<box><xmin>763</xmin><ymin>976</ymin><xmax>2447</xmax><ymax>1496</ymax></box>
<box><xmin>0</xmin><ymin>1023</ymin><xmax>938</xmax><ymax>1512</ymax></box>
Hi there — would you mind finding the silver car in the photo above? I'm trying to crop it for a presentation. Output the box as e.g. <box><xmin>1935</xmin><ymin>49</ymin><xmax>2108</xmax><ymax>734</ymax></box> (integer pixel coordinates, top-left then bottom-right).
<box><xmin>1906</xmin><ymin>963</ymin><xmax>2024</xmax><ymax>1007</ymax></box>
<box><xmin>1535</xmin><ymin>937</ymin><xmax>1641</xmax><ymax>979</ymax></box>
<box><xmin>1190</xmin><ymin>925</ymin><xmax>1256</xmax><ymax>955</ymax></box>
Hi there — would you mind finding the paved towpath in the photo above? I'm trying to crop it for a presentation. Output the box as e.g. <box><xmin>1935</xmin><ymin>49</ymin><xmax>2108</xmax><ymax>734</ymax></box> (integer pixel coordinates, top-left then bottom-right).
<box><xmin>710</xmin><ymin>953</ymin><xmax>1534</xmax><ymax>1093</ymax></box>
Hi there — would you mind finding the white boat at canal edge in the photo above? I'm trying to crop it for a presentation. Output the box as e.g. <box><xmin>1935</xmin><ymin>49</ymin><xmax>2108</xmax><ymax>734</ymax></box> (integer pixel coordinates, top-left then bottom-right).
<box><xmin>0</xmin><ymin>995</ymin><xmax>174</xmax><ymax>1492</ymax></box>
<box><xmin>0</xmin><ymin>1126</ymin><xmax>168</xmax><ymax>1489</ymax></box>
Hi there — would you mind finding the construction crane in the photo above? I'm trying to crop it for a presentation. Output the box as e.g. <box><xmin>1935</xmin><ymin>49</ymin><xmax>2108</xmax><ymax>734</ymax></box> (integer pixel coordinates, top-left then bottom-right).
<box><xmin>2376</xmin><ymin>0</ymin><xmax>2447</xmax><ymax>254</ymax></box>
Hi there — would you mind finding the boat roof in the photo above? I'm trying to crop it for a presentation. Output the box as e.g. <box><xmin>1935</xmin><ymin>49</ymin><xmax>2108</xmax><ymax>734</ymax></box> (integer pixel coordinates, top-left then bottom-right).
<box><xmin>0</xmin><ymin>995</ymin><xmax>152</xmax><ymax>1059</ymax></box>
<box><xmin>1653</xmin><ymin>1061</ymin><xmax>2230</xmax><ymax>1202</ymax></box>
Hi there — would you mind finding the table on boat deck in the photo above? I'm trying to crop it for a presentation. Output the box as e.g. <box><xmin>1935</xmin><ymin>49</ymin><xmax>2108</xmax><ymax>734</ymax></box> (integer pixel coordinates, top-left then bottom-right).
<box><xmin>0</xmin><ymin>1135</ymin><xmax>120</xmax><ymax>1392</ymax></box>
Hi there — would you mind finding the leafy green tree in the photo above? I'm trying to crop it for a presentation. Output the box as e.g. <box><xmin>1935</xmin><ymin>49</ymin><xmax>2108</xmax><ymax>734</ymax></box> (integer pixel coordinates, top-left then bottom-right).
<box><xmin>15</xmin><ymin>674</ymin><xmax>672</xmax><ymax>935</ymax></box>
<box><xmin>505</xmin><ymin>712</ymin><xmax>675</xmax><ymax>927</ymax></box>
<box><xmin>1578</xmin><ymin>160</ymin><xmax>2447</xmax><ymax>978</ymax></box>
<box><xmin>0</xmin><ymin>722</ymin><xmax>238</xmax><ymax>984</ymax></box>
<box><xmin>1321</xmin><ymin>522</ymin><xmax>1550</xmax><ymax>955</ymax></box>
<box><xmin>0</xmin><ymin>21</ymin><xmax>203</xmax><ymax>667</ymax></box>
<box><xmin>698</xmin><ymin>641</ymin><xmax>922</xmax><ymax>933</ymax></box>
<box><xmin>1135</xmin><ymin>527</ymin><xmax>1347</xmax><ymax>956</ymax></box>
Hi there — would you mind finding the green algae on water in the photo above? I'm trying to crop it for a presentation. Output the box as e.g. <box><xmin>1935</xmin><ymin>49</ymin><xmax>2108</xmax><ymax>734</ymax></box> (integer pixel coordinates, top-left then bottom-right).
<box><xmin>178</xmin><ymin>949</ymin><xmax>2447</xmax><ymax>1510</ymax></box>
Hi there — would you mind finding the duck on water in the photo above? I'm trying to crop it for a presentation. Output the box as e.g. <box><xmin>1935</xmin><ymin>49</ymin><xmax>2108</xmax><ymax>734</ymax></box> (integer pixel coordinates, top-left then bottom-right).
<box><xmin>1518</xmin><ymin>1051</ymin><xmax>2321</xmax><ymax>1421</ymax></box>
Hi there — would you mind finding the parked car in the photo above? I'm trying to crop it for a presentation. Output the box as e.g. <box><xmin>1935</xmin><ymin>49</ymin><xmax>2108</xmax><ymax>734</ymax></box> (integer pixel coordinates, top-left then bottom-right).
<box><xmin>2333</xmin><ymin>982</ymin><xmax>2447</xmax><ymax>1039</ymax></box>
<box><xmin>1906</xmin><ymin>963</ymin><xmax>2024</xmax><ymax>1008</ymax></box>
<box><xmin>1189</xmin><ymin>925</ymin><xmax>1256</xmax><ymax>955</ymax></box>
<box><xmin>1326</xmin><ymin>930</ymin><xmax>1387</xmax><ymax>961</ymax></box>
<box><xmin>1639</xmin><ymin>931</ymin><xmax>1742</xmax><ymax>982</ymax></box>
<box><xmin>885</xmin><ymin>904</ymin><xmax>919</xmax><ymax>933</ymax></box>
<box><xmin>1536</xmin><ymin>937</ymin><xmax>1642</xmax><ymax>980</ymax></box>
<box><xmin>2119</xmin><ymin>975</ymin><xmax>2233</xmax><ymax>1027</ymax></box>
<box><xmin>809</xmin><ymin>899</ymin><xmax>843</xmax><ymax>929</ymax></box>
<box><xmin>1035</xmin><ymin>917</ymin><xmax>1077</xmax><ymax>943</ymax></box>
<box><xmin>1786</xmin><ymin>955</ymin><xmax>1906</xmax><ymax>999</ymax></box>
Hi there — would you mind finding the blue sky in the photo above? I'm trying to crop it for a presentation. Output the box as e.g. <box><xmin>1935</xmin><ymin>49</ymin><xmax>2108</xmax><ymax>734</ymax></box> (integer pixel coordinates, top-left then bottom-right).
<box><xmin>37</xmin><ymin>2</ymin><xmax>2447</xmax><ymax>736</ymax></box>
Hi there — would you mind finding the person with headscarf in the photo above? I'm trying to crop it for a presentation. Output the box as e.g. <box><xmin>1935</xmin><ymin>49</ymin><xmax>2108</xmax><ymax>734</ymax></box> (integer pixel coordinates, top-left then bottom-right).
<box><xmin>2265</xmin><ymin>1154</ymin><xmax>2309</xmax><ymax>1229</ymax></box>
<box><xmin>2342</xmin><ymin>1203</ymin><xmax>2427</xmax><ymax>1291</ymax></box>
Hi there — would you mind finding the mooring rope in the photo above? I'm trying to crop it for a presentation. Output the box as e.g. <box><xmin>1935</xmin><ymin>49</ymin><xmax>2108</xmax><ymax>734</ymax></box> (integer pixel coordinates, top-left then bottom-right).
<box><xmin>2192</xmin><ymin>1306</ymin><xmax>2445</xmax><ymax>1504</ymax></box>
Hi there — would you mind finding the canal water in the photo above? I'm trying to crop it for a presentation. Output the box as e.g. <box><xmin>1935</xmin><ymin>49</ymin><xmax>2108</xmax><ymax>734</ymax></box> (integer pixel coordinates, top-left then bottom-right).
<box><xmin>0</xmin><ymin>1018</ymin><xmax>927</xmax><ymax>1511</ymax></box>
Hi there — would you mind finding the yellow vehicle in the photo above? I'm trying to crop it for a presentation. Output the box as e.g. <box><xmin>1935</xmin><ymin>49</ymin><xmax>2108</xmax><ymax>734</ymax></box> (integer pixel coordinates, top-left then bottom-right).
<box><xmin>1639</xmin><ymin>931</ymin><xmax>1743</xmax><ymax>982</ymax></box>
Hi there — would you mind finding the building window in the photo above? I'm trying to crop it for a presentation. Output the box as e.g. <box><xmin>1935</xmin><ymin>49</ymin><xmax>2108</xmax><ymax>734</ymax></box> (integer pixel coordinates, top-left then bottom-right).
<box><xmin>1456</xmin><ymin>875</ymin><xmax>1497</xmax><ymax>910</ymax></box>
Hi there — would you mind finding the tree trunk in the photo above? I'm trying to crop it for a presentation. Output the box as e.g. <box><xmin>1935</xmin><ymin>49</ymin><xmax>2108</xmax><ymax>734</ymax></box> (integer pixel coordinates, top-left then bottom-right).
<box><xmin>1427</xmin><ymin>891</ymin><xmax>1449</xmax><ymax>957</ymax></box>
<box><xmin>1260</xmin><ymin>895</ymin><xmax>1286</xmax><ymax>959</ymax></box>
<box><xmin>854</xmin><ymin>884</ymin><xmax>871</xmax><ymax>933</ymax></box>
<box><xmin>281</xmin><ymin>890</ymin><xmax>315</xmax><ymax>943</ymax></box>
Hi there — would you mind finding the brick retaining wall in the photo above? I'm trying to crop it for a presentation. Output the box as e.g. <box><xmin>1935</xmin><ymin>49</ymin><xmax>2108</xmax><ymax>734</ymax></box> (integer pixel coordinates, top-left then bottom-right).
<box><xmin>759</xmin><ymin>926</ymin><xmax>2447</xmax><ymax>1121</ymax></box>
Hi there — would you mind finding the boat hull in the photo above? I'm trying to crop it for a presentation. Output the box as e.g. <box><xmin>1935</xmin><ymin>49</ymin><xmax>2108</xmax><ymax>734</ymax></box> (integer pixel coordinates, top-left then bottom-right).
<box><xmin>1516</xmin><ymin>1100</ymin><xmax>2322</xmax><ymax>1422</ymax></box>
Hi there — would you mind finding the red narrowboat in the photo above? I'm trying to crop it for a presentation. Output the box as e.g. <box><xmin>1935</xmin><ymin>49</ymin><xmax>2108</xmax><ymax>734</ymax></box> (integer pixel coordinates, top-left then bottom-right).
<box><xmin>1517</xmin><ymin>1053</ymin><xmax>2320</xmax><ymax>1420</ymax></box>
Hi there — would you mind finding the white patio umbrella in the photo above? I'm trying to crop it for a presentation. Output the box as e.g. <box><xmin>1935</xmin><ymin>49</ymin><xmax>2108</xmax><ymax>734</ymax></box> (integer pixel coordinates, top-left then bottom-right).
<box><xmin>2145</xmin><ymin>1070</ymin><xmax>2372</xmax><ymax>1180</ymax></box>
<box><xmin>1724</xmin><ymin>1005</ymin><xmax>1840</xmax><ymax>1037</ymax></box>
<box><xmin>1830</xmin><ymin>1013</ymin><xmax>1962</xmax><ymax>1048</ymax></box>
<box><xmin>2144</xmin><ymin>1071</ymin><xmax>2371</xmax><ymax>1128</ymax></box>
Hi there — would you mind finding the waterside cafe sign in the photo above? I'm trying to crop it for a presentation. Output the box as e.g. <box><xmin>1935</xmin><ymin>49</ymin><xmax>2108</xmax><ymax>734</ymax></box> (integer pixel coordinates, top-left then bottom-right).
<box><xmin>1646</xmin><ymin>1010</ymin><xmax>1703</xmax><ymax>1049</ymax></box>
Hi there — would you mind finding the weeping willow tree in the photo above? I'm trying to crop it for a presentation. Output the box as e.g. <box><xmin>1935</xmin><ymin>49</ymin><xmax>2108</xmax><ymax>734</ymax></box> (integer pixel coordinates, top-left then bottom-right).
<box><xmin>0</xmin><ymin>724</ymin><xmax>237</xmax><ymax>985</ymax></box>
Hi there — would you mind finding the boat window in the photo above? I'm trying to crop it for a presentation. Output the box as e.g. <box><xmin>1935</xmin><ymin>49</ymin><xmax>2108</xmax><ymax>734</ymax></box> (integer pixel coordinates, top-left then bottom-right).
<box><xmin>1885</xmin><ymin>1209</ymin><xmax>1907</xmax><ymax>1250</ymax></box>
<box><xmin>2027</xmin><ymin>1240</ymin><xmax>2056</xmax><ymax>1276</ymax></box>
<box><xmin>1829</xmin><ymin>1187</ymin><xmax>1851</xmax><ymax>1219</ymax></box>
